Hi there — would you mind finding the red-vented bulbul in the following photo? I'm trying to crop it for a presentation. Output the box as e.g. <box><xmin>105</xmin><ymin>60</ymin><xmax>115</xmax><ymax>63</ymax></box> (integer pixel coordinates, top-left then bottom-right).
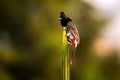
<box><xmin>59</xmin><ymin>12</ymin><xmax>80</xmax><ymax>65</ymax></box>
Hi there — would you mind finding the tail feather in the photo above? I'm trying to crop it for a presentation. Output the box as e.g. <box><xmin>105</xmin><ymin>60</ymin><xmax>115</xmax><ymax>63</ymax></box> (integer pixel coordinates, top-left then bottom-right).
<box><xmin>70</xmin><ymin>45</ymin><xmax>76</xmax><ymax>65</ymax></box>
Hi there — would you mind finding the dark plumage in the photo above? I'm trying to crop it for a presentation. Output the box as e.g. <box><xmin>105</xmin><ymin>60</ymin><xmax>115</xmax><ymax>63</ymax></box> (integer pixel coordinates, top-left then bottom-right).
<box><xmin>60</xmin><ymin>12</ymin><xmax>72</xmax><ymax>27</ymax></box>
<box><xmin>59</xmin><ymin>12</ymin><xmax>80</xmax><ymax>65</ymax></box>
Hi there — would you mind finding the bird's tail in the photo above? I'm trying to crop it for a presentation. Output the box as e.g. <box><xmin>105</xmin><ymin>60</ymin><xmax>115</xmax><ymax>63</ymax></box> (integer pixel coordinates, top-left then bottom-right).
<box><xmin>70</xmin><ymin>45</ymin><xmax>76</xmax><ymax>65</ymax></box>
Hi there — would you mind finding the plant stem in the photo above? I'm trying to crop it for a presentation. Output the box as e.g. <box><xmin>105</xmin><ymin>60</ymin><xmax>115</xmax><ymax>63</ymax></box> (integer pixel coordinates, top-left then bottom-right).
<box><xmin>62</xmin><ymin>27</ymin><xmax>70</xmax><ymax>80</ymax></box>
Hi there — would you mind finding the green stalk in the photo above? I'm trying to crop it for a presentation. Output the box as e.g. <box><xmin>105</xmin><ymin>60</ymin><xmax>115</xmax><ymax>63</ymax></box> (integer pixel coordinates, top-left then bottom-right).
<box><xmin>62</xmin><ymin>27</ymin><xmax>70</xmax><ymax>80</ymax></box>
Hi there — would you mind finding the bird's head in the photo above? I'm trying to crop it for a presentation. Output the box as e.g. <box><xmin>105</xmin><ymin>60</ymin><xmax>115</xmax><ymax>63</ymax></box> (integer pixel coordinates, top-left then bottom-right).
<box><xmin>60</xmin><ymin>12</ymin><xmax>65</xmax><ymax>19</ymax></box>
<box><xmin>59</xmin><ymin>12</ymin><xmax>72</xmax><ymax>27</ymax></box>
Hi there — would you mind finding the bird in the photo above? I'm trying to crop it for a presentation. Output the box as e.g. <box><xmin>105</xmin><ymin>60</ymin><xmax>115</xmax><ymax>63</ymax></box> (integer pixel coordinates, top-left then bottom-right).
<box><xmin>59</xmin><ymin>12</ymin><xmax>80</xmax><ymax>65</ymax></box>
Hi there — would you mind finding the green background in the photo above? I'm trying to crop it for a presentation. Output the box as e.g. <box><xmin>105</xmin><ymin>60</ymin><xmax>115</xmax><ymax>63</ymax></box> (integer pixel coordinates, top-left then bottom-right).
<box><xmin>0</xmin><ymin>0</ymin><xmax>120</xmax><ymax>80</ymax></box>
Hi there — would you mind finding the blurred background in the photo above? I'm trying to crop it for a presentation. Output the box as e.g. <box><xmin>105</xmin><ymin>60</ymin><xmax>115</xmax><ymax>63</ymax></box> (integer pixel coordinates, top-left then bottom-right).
<box><xmin>0</xmin><ymin>0</ymin><xmax>120</xmax><ymax>80</ymax></box>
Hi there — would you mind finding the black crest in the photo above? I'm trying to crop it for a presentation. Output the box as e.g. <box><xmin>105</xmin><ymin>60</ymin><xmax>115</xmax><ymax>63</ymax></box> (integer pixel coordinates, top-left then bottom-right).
<box><xmin>60</xmin><ymin>12</ymin><xmax>72</xmax><ymax>27</ymax></box>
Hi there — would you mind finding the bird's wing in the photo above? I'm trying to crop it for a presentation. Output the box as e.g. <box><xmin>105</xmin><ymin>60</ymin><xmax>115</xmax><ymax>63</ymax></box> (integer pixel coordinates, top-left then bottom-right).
<box><xmin>67</xmin><ymin>21</ymin><xmax>80</xmax><ymax>44</ymax></box>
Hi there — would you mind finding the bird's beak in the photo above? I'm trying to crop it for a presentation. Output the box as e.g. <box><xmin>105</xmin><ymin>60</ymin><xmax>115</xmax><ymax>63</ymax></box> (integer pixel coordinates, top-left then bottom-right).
<box><xmin>57</xmin><ymin>18</ymin><xmax>62</xmax><ymax>20</ymax></box>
